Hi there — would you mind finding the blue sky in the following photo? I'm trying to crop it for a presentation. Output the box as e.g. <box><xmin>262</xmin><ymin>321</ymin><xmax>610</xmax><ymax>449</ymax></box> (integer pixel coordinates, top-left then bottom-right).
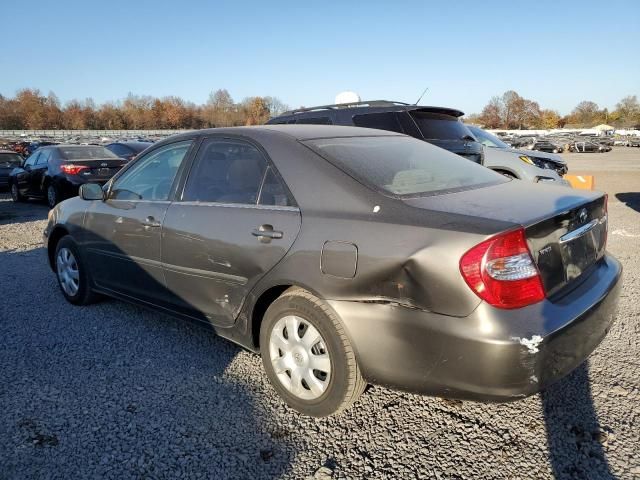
<box><xmin>3</xmin><ymin>0</ymin><xmax>639</xmax><ymax>115</ymax></box>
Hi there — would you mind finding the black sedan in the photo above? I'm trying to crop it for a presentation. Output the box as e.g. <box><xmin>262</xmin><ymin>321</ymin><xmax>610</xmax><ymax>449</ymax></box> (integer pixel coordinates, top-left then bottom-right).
<box><xmin>0</xmin><ymin>150</ymin><xmax>23</xmax><ymax>191</ymax></box>
<box><xmin>105</xmin><ymin>141</ymin><xmax>153</xmax><ymax>161</ymax></box>
<box><xmin>43</xmin><ymin>126</ymin><xmax>622</xmax><ymax>416</ymax></box>
<box><xmin>10</xmin><ymin>145</ymin><xmax>127</xmax><ymax>207</ymax></box>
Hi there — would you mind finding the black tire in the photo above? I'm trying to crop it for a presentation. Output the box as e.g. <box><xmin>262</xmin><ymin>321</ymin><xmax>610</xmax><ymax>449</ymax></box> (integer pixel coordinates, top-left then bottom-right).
<box><xmin>47</xmin><ymin>184</ymin><xmax>60</xmax><ymax>208</ymax></box>
<box><xmin>10</xmin><ymin>182</ymin><xmax>25</xmax><ymax>202</ymax></box>
<box><xmin>54</xmin><ymin>236</ymin><xmax>100</xmax><ymax>305</ymax></box>
<box><xmin>260</xmin><ymin>287</ymin><xmax>367</xmax><ymax>417</ymax></box>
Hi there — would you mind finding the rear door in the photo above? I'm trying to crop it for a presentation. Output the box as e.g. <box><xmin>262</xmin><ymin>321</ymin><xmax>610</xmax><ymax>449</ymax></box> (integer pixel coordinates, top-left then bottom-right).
<box><xmin>83</xmin><ymin>140</ymin><xmax>194</xmax><ymax>305</ymax></box>
<box><xmin>161</xmin><ymin>135</ymin><xmax>301</xmax><ymax>327</ymax></box>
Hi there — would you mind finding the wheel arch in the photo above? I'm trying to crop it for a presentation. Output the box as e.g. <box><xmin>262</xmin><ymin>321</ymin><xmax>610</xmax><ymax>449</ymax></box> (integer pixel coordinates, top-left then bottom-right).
<box><xmin>47</xmin><ymin>226</ymin><xmax>70</xmax><ymax>271</ymax></box>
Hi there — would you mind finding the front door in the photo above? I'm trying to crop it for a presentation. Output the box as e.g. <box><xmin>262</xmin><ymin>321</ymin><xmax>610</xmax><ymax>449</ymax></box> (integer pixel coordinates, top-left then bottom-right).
<box><xmin>161</xmin><ymin>136</ymin><xmax>301</xmax><ymax>326</ymax></box>
<box><xmin>83</xmin><ymin>140</ymin><xmax>194</xmax><ymax>306</ymax></box>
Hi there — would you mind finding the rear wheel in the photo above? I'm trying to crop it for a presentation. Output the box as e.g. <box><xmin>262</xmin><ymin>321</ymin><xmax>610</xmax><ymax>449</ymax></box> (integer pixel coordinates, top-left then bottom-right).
<box><xmin>260</xmin><ymin>288</ymin><xmax>366</xmax><ymax>417</ymax></box>
<box><xmin>47</xmin><ymin>184</ymin><xmax>60</xmax><ymax>208</ymax></box>
<box><xmin>10</xmin><ymin>183</ymin><xmax>25</xmax><ymax>202</ymax></box>
<box><xmin>54</xmin><ymin>236</ymin><xmax>99</xmax><ymax>305</ymax></box>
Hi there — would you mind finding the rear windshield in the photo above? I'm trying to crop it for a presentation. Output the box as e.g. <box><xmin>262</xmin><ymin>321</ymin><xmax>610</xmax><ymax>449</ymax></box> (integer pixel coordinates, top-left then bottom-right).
<box><xmin>0</xmin><ymin>153</ymin><xmax>23</xmax><ymax>167</ymax></box>
<box><xmin>410</xmin><ymin>112</ymin><xmax>474</xmax><ymax>140</ymax></box>
<box><xmin>59</xmin><ymin>146</ymin><xmax>119</xmax><ymax>160</ymax></box>
<box><xmin>304</xmin><ymin>136</ymin><xmax>504</xmax><ymax>197</ymax></box>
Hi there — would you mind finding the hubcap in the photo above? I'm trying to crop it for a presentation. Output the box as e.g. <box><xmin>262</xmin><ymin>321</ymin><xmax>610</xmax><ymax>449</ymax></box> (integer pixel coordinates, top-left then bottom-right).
<box><xmin>47</xmin><ymin>186</ymin><xmax>56</xmax><ymax>206</ymax></box>
<box><xmin>56</xmin><ymin>247</ymin><xmax>80</xmax><ymax>296</ymax></box>
<box><xmin>269</xmin><ymin>315</ymin><xmax>331</xmax><ymax>400</ymax></box>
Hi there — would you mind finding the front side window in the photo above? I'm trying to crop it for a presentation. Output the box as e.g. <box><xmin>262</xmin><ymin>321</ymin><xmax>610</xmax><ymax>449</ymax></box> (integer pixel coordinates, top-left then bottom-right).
<box><xmin>110</xmin><ymin>141</ymin><xmax>192</xmax><ymax>201</ymax></box>
<box><xmin>305</xmin><ymin>135</ymin><xmax>504</xmax><ymax>197</ymax></box>
<box><xmin>467</xmin><ymin>126</ymin><xmax>509</xmax><ymax>148</ymax></box>
<box><xmin>182</xmin><ymin>138</ymin><xmax>292</xmax><ymax>206</ymax></box>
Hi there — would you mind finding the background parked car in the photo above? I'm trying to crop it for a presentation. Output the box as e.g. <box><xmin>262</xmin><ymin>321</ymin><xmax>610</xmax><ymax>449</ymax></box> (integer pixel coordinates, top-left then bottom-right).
<box><xmin>9</xmin><ymin>145</ymin><xmax>127</xmax><ymax>207</ymax></box>
<box><xmin>466</xmin><ymin>126</ymin><xmax>569</xmax><ymax>185</ymax></box>
<box><xmin>105</xmin><ymin>141</ymin><xmax>153</xmax><ymax>161</ymax></box>
<box><xmin>267</xmin><ymin>100</ymin><xmax>485</xmax><ymax>165</ymax></box>
<box><xmin>0</xmin><ymin>150</ymin><xmax>24</xmax><ymax>191</ymax></box>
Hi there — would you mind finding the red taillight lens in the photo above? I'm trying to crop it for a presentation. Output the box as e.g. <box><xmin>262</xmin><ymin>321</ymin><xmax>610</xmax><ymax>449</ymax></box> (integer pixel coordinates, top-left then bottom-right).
<box><xmin>60</xmin><ymin>164</ymin><xmax>89</xmax><ymax>175</ymax></box>
<box><xmin>460</xmin><ymin>228</ymin><xmax>545</xmax><ymax>309</ymax></box>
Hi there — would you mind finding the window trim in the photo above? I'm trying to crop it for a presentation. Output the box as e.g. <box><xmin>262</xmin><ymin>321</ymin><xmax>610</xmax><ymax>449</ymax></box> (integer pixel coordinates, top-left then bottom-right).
<box><xmin>106</xmin><ymin>138</ymin><xmax>196</xmax><ymax>202</ymax></box>
<box><xmin>177</xmin><ymin>134</ymin><xmax>297</xmax><ymax>208</ymax></box>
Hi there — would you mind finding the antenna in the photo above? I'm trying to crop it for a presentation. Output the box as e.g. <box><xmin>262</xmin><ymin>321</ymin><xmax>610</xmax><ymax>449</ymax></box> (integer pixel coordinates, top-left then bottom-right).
<box><xmin>414</xmin><ymin>87</ymin><xmax>429</xmax><ymax>105</ymax></box>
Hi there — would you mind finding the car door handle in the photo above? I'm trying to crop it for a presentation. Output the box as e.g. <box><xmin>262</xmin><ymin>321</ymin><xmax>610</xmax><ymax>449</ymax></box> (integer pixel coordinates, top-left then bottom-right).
<box><xmin>252</xmin><ymin>225</ymin><xmax>283</xmax><ymax>240</ymax></box>
<box><xmin>142</xmin><ymin>216</ymin><xmax>161</xmax><ymax>228</ymax></box>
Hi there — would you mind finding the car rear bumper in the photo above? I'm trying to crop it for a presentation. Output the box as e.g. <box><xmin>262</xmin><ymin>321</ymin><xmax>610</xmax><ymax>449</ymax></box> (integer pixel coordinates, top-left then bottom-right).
<box><xmin>328</xmin><ymin>254</ymin><xmax>622</xmax><ymax>401</ymax></box>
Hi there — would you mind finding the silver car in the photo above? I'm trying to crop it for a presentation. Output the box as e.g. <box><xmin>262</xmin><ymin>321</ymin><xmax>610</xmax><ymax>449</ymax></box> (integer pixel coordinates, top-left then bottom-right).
<box><xmin>467</xmin><ymin>126</ymin><xmax>570</xmax><ymax>186</ymax></box>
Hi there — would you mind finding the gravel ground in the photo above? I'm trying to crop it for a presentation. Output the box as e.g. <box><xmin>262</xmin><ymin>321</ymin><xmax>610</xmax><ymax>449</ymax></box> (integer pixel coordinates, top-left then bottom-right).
<box><xmin>0</xmin><ymin>147</ymin><xmax>639</xmax><ymax>479</ymax></box>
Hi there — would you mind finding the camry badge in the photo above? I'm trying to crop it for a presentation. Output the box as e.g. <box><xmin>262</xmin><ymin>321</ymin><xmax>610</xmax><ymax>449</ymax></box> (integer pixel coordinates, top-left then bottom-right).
<box><xmin>101</xmin><ymin>162</ymin><xmax>108</xmax><ymax>167</ymax></box>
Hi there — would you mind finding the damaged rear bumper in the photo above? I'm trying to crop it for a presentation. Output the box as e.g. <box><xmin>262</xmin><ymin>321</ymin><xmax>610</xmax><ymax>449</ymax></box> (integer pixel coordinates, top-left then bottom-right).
<box><xmin>328</xmin><ymin>254</ymin><xmax>622</xmax><ymax>401</ymax></box>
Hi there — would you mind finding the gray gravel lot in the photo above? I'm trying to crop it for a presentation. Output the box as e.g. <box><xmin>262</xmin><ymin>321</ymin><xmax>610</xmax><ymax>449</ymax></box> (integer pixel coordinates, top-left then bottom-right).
<box><xmin>0</xmin><ymin>148</ymin><xmax>639</xmax><ymax>479</ymax></box>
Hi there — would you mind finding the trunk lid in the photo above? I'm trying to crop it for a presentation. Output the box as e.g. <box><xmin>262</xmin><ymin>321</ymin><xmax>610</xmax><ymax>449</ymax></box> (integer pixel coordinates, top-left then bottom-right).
<box><xmin>402</xmin><ymin>181</ymin><xmax>607</xmax><ymax>297</ymax></box>
<box><xmin>63</xmin><ymin>158</ymin><xmax>126</xmax><ymax>181</ymax></box>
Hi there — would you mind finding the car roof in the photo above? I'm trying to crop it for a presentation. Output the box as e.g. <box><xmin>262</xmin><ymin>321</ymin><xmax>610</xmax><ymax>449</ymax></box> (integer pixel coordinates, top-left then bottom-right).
<box><xmin>277</xmin><ymin>100</ymin><xmax>464</xmax><ymax>118</ymax></box>
<box><xmin>110</xmin><ymin>141</ymin><xmax>153</xmax><ymax>147</ymax></box>
<box><xmin>161</xmin><ymin>125</ymin><xmax>404</xmax><ymax>144</ymax></box>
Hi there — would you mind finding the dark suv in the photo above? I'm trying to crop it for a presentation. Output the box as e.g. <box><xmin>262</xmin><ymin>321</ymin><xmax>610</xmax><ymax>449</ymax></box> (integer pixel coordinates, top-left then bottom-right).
<box><xmin>267</xmin><ymin>100</ymin><xmax>484</xmax><ymax>164</ymax></box>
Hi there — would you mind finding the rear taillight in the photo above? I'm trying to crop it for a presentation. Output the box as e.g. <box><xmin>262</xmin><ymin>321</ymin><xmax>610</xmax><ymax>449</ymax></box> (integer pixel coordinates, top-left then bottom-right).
<box><xmin>60</xmin><ymin>164</ymin><xmax>89</xmax><ymax>175</ymax></box>
<box><xmin>460</xmin><ymin>228</ymin><xmax>545</xmax><ymax>309</ymax></box>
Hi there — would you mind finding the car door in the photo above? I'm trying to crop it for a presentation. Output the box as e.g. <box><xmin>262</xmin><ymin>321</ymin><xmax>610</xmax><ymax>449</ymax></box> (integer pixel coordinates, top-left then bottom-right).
<box><xmin>161</xmin><ymin>136</ymin><xmax>301</xmax><ymax>327</ymax></box>
<box><xmin>18</xmin><ymin>152</ymin><xmax>40</xmax><ymax>195</ymax></box>
<box><xmin>31</xmin><ymin>149</ymin><xmax>51</xmax><ymax>195</ymax></box>
<box><xmin>83</xmin><ymin>139</ymin><xmax>195</xmax><ymax>306</ymax></box>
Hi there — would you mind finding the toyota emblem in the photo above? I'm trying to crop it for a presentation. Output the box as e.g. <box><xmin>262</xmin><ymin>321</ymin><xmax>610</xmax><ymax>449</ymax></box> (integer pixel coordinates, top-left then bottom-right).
<box><xmin>578</xmin><ymin>208</ymin><xmax>588</xmax><ymax>224</ymax></box>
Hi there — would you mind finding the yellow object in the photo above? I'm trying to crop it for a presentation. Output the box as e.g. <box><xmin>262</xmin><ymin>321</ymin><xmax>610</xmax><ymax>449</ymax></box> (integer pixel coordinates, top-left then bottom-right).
<box><xmin>565</xmin><ymin>174</ymin><xmax>595</xmax><ymax>190</ymax></box>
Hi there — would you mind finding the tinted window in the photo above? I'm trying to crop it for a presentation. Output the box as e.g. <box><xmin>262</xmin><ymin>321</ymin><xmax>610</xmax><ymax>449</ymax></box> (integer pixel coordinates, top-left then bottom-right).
<box><xmin>305</xmin><ymin>135</ymin><xmax>504</xmax><ymax>197</ymax></box>
<box><xmin>0</xmin><ymin>153</ymin><xmax>23</xmax><ymax>167</ymax></box>
<box><xmin>59</xmin><ymin>146</ymin><xmax>119</xmax><ymax>160</ymax></box>
<box><xmin>24</xmin><ymin>152</ymin><xmax>40</xmax><ymax>167</ymax></box>
<box><xmin>410</xmin><ymin>112</ymin><xmax>474</xmax><ymax>140</ymax></box>
<box><xmin>106</xmin><ymin>144</ymin><xmax>132</xmax><ymax>157</ymax></box>
<box><xmin>110</xmin><ymin>141</ymin><xmax>192</xmax><ymax>201</ymax></box>
<box><xmin>259</xmin><ymin>166</ymin><xmax>293</xmax><ymax>206</ymax></box>
<box><xmin>296</xmin><ymin>117</ymin><xmax>332</xmax><ymax>125</ymax></box>
<box><xmin>467</xmin><ymin>126</ymin><xmax>509</xmax><ymax>148</ymax></box>
<box><xmin>36</xmin><ymin>150</ymin><xmax>51</xmax><ymax>165</ymax></box>
<box><xmin>183</xmin><ymin>138</ymin><xmax>277</xmax><ymax>205</ymax></box>
<box><xmin>352</xmin><ymin>112</ymin><xmax>404</xmax><ymax>133</ymax></box>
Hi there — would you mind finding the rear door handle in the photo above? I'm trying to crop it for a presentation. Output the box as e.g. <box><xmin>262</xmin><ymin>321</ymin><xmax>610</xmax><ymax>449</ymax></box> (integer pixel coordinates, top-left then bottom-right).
<box><xmin>252</xmin><ymin>224</ymin><xmax>283</xmax><ymax>241</ymax></box>
<box><xmin>142</xmin><ymin>216</ymin><xmax>161</xmax><ymax>228</ymax></box>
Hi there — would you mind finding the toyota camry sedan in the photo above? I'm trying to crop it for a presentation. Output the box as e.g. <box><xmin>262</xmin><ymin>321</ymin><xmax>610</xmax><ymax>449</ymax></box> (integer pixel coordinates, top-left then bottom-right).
<box><xmin>44</xmin><ymin>125</ymin><xmax>622</xmax><ymax>417</ymax></box>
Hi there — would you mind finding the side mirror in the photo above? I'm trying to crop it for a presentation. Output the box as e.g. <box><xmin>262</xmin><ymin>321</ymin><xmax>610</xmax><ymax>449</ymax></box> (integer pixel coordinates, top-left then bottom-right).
<box><xmin>79</xmin><ymin>183</ymin><xmax>104</xmax><ymax>201</ymax></box>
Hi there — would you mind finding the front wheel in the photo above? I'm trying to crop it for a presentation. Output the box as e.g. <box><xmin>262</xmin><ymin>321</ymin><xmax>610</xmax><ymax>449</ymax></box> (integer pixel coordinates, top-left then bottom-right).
<box><xmin>10</xmin><ymin>183</ymin><xmax>25</xmax><ymax>202</ymax></box>
<box><xmin>260</xmin><ymin>288</ymin><xmax>366</xmax><ymax>417</ymax></box>
<box><xmin>54</xmin><ymin>236</ymin><xmax>99</xmax><ymax>305</ymax></box>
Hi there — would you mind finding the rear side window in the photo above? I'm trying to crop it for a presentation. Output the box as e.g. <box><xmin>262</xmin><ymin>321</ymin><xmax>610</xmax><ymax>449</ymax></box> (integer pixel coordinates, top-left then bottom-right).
<box><xmin>107</xmin><ymin>144</ymin><xmax>133</xmax><ymax>157</ymax></box>
<box><xmin>352</xmin><ymin>112</ymin><xmax>404</xmax><ymax>134</ymax></box>
<box><xmin>410</xmin><ymin>112</ymin><xmax>473</xmax><ymax>140</ymax></box>
<box><xmin>36</xmin><ymin>150</ymin><xmax>51</xmax><ymax>165</ymax></box>
<box><xmin>296</xmin><ymin>116</ymin><xmax>332</xmax><ymax>125</ymax></box>
<box><xmin>305</xmin><ymin>135</ymin><xmax>504</xmax><ymax>197</ymax></box>
<box><xmin>182</xmin><ymin>138</ymin><xmax>293</xmax><ymax>206</ymax></box>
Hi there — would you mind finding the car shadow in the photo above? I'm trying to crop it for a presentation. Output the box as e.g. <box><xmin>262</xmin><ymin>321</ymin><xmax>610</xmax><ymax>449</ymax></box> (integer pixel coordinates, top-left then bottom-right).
<box><xmin>539</xmin><ymin>191</ymin><xmax>616</xmax><ymax>479</ymax></box>
<box><xmin>541</xmin><ymin>362</ymin><xmax>614</xmax><ymax>479</ymax></box>
<box><xmin>0</xmin><ymin>241</ymin><xmax>296</xmax><ymax>478</ymax></box>
<box><xmin>615</xmin><ymin>192</ymin><xmax>640</xmax><ymax>213</ymax></box>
